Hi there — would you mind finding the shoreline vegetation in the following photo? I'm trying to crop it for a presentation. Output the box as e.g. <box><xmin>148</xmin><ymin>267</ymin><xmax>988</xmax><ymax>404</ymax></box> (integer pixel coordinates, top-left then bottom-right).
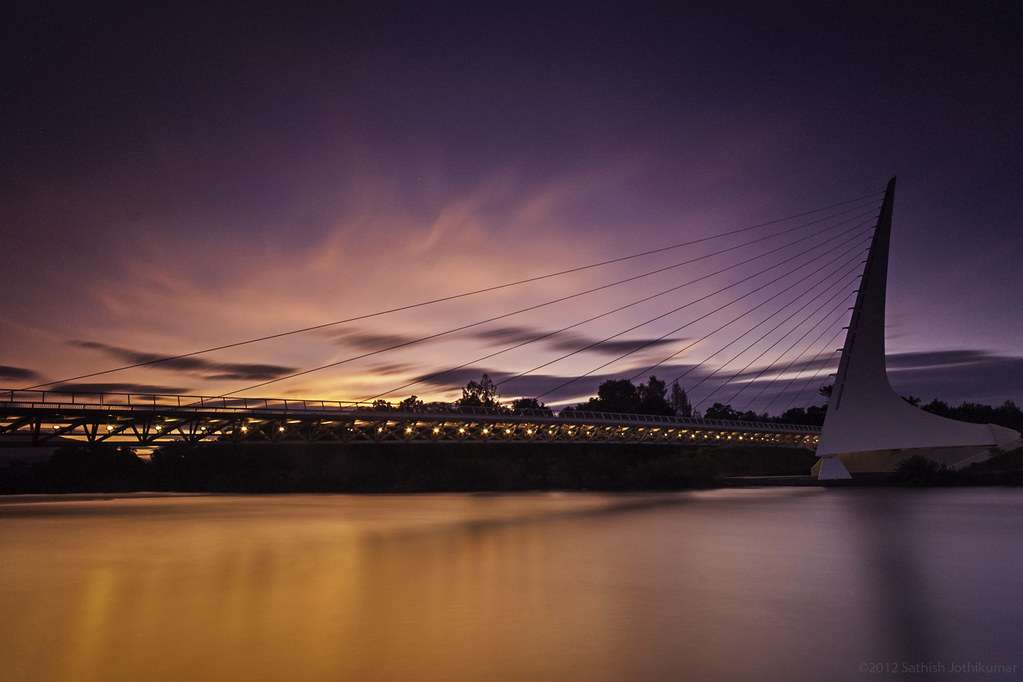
<box><xmin>2</xmin><ymin>375</ymin><xmax>1020</xmax><ymax>494</ymax></box>
<box><xmin>1</xmin><ymin>443</ymin><xmax>1021</xmax><ymax>494</ymax></box>
<box><xmin>0</xmin><ymin>443</ymin><xmax>816</xmax><ymax>494</ymax></box>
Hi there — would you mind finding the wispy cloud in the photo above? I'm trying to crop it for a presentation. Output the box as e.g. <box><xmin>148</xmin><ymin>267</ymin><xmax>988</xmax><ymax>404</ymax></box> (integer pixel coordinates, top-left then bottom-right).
<box><xmin>47</xmin><ymin>382</ymin><xmax>192</xmax><ymax>395</ymax></box>
<box><xmin>71</xmin><ymin>340</ymin><xmax>297</xmax><ymax>381</ymax></box>
<box><xmin>886</xmin><ymin>350</ymin><xmax>1023</xmax><ymax>403</ymax></box>
<box><xmin>327</xmin><ymin>331</ymin><xmax>422</xmax><ymax>351</ymax></box>
<box><xmin>0</xmin><ymin>365</ymin><xmax>42</xmax><ymax>382</ymax></box>
<box><xmin>332</xmin><ymin>323</ymin><xmax>686</xmax><ymax>358</ymax></box>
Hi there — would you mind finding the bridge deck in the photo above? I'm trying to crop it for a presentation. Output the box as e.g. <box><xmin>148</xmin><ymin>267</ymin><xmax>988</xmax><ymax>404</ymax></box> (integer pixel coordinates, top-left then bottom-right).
<box><xmin>0</xmin><ymin>389</ymin><xmax>820</xmax><ymax>448</ymax></box>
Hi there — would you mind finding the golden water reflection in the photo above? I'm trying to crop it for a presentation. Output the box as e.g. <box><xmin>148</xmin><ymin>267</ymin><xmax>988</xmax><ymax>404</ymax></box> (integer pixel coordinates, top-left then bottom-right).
<box><xmin>2</xmin><ymin>490</ymin><xmax>1022</xmax><ymax>681</ymax></box>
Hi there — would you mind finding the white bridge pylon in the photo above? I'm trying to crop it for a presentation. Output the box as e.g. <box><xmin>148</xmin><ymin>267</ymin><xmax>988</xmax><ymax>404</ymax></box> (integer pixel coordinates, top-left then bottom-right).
<box><xmin>815</xmin><ymin>177</ymin><xmax>1020</xmax><ymax>479</ymax></box>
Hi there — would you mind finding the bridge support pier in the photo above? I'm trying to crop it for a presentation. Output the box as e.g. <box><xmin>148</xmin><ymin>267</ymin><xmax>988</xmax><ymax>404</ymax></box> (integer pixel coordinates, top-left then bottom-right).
<box><xmin>811</xmin><ymin>455</ymin><xmax>851</xmax><ymax>480</ymax></box>
<box><xmin>815</xmin><ymin>177</ymin><xmax>1020</xmax><ymax>477</ymax></box>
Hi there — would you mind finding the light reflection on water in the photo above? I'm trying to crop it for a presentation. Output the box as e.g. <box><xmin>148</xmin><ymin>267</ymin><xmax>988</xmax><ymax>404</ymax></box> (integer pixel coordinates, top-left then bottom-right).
<box><xmin>1</xmin><ymin>489</ymin><xmax>1022</xmax><ymax>681</ymax></box>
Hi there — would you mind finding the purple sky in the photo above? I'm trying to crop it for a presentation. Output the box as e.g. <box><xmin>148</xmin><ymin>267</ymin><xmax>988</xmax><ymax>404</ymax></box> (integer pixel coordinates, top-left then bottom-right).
<box><xmin>2</xmin><ymin>3</ymin><xmax>1021</xmax><ymax>411</ymax></box>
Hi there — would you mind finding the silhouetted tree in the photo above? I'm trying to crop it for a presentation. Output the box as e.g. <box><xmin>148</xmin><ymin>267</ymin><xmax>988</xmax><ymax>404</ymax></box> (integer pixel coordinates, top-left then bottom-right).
<box><xmin>458</xmin><ymin>374</ymin><xmax>499</xmax><ymax>409</ymax></box>
<box><xmin>636</xmin><ymin>376</ymin><xmax>673</xmax><ymax>415</ymax></box>
<box><xmin>511</xmin><ymin>397</ymin><xmax>551</xmax><ymax>414</ymax></box>
<box><xmin>573</xmin><ymin>376</ymin><xmax>674</xmax><ymax>415</ymax></box>
<box><xmin>372</xmin><ymin>399</ymin><xmax>392</xmax><ymax>411</ymax></box>
<box><xmin>582</xmin><ymin>379</ymin><xmax>640</xmax><ymax>413</ymax></box>
<box><xmin>398</xmin><ymin>395</ymin><xmax>424</xmax><ymax>412</ymax></box>
<box><xmin>670</xmin><ymin>380</ymin><xmax>693</xmax><ymax>418</ymax></box>
<box><xmin>704</xmin><ymin>402</ymin><xmax>740</xmax><ymax>420</ymax></box>
<box><xmin>778</xmin><ymin>404</ymin><xmax>828</xmax><ymax>426</ymax></box>
<box><xmin>701</xmin><ymin>405</ymin><xmax>767</xmax><ymax>422</ymax></box>
<box><xmin>922</xmin><ymin>398</ymin><xmax>1023</xmax><ymax>432</ymax></box>
<box><xmin>922</xmin><ymin>398</ymin><xmax>950</xmax><ymax>415</ymax></box>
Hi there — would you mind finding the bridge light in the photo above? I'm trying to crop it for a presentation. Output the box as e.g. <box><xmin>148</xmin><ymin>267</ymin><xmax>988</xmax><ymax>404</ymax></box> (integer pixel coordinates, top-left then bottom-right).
<box><xmin>405</xmin><ymin>427</ymin><xmax>412</xmax><ymax>434</ymax></box>
<box><xmin>527</xmin><ymin>429</ymin><xmax>533</xmax><ymax>435</ymax></box>
<box><xmin>106</xmin><ymin>425</ymin><xmax>113</xmax><ymax>432</ymax></box>
<box><xmin>240</xmin><ymin>425</ymin><xmax>248</xmax><ymax>433</ymax></box>
<box><xmin>505</xmin><ymin>428</ymin><xmax>512</xmax><ymax>435</ymax></box>
<box><xmin>377</xmin><ymin>426</ymin><xmax>383</xmax><ymax>433</ymax></box>
<box><xmin>278</xmin><ymin>426</ymin><xmax>285</xmax><ymax>432</ymax></box>
<box><xmin>433</xmin><ymin>427</ymin><xmax>440</xmax><ymax>434</ymax></box>
<box><xmin>459</xmin><ymin>427</ymin><xmax>465</xmax><ymax>434</ymax></box>
<box><xmin>482</xmin><ymin>428</ymin><xmax>489</xmax><ymax>434</ymax></box>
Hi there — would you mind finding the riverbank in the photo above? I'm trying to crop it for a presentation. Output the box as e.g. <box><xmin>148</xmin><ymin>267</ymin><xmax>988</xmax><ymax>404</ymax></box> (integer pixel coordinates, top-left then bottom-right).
<box><xmin>2</xmin><ymin>443</ymin><xmax>1020</xmax><ymax>494</ymax></box>
<box><xmin>0</xmin><ymin>442</ymin><xmax>818</xmax><ymax>494</ymax></box>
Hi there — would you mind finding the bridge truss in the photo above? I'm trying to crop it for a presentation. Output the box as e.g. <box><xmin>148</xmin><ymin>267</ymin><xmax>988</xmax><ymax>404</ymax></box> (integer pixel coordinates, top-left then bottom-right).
<box><xmin>2</xmin><ymin>189</ymin><xmax>896</xmax><ymax>455</ymax></box>
<box><xmin>0</xmin><ymin>389</ymin><xmax>818</xmax><ymax>449</ymax></box>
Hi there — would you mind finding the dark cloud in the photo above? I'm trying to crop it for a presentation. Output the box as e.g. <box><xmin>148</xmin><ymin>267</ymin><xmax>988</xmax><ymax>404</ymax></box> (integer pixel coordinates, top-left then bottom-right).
<box><xmin>733</xmin><ymin>349</ymin><xmax>1021</xmax><ymax>383</ymax></box>
<box><xmin>472</xmin><ymin>324</ymin><xmax>684</xmax><ymax>356</ymax></box>
<box><xmin>71</xmin><ymin>340</ymin><xmax>296</xmax><ymax>381</ymax></box>
<box><xmin>887</xmin><ymin>353</ymin><xmax>1023</xmax><ymax>404</ymax></box>
<box><xmin>472</xmin><ymin>326</ymin><xmax>542</xmax><ymax>345</ymax></box>
<box><xmin>201</xmin><ymin>364</ymin><xmax>303</xmax><ymax>381</ymax></box>
<box><xmin>577</xmin><ymin>338</ymin><xmax>682</xmax><ymax>355</ymax></box>
<box><xmin>328</xmin><ymin>331</ymin><xmax>421</xmax><ymax>351</ymax></box>
<box><xmin>0</xmin><ymin>365</ymin><xmax>42</xmax><ymax>382</ymax></box>
<box><xmin>407</xmin><ymin>362</ymin><xmax>703</xmax><ymax>404</ymax></box>
<box><xmin>332</xmin><ymin>324</ymin><xmax>686</xmax><ymax>360</ymax></box>
<box><xmin>369</xmin><ymin>362</ymin><xmax>417</xmax><ymax>377</ymax></box>
<box><xmin>698</xmin><ymin>349</ymin><xmax>1023</xmax><ymax>411</ymax></box>
<box><xmin>401</xmin><ymin>348</ymin><xmax>1023</xmax><ymax>414</ymax></box>
<box><xmin>47</xmin><ymin>383</ymin><xmax>192</xmax><ymax>395</ymax></box>
<box><xmin>885</xmin><ymin>350</ymin><xmax>996</xmax><ymax>369</ymax></box>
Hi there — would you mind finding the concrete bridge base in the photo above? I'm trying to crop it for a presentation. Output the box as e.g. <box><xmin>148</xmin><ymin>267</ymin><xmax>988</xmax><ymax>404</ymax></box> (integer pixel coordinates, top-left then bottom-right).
<box><xmin>811</xmin><ymin>456</ymin><xmax>852</xmax><ymax>480</ymax></box>
<box><xmin>814</xmin><ymin>439</ymin><xmax>1022</xmax><ymax>480</ymax></box>
<box><xmin>815</xmin><ymin>178</ymin><xmax>1020</xmax><ymax>477</ymax></box>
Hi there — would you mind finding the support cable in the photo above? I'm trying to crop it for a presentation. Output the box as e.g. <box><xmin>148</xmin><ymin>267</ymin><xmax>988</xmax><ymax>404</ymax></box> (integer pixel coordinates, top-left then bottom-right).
<box><xmin>768</xmin><ymin>325</ymin><xmax>849</xmax><ymax>414</ymax></box>
<box><xmin>689</xmin><ymin>285</ymin><xmax>858</xmax><ymax>410</ymax></box>
<box><xmin>712</xmin><ymin>290</ymin><xmax>859</xmax><ymax>409</ymax></box>
<box><xmin>641</xmin><ymin>259</ymin><xmax>863</xmax><ymax>388</ymax></box>
<box><xmin>219</xmin><ymin>218</ymin><xmax>877</xmax><ymax>397</ymax></box>
<box><xmin>23</xmin><ymin>192</ymin><xmax>881</xmax><ymax>390</ymax></box>
<box><xmin>738</xmin><ymin>302</ymin><xmax>858</xmax><ymax>412</ymax></box>
<box><xmin>360</xmin><ymin>216</ymin><xmax>874</xmax><ymax>402</ymax></box>
<box><xmin>524</xmin><ymin>230</ymin><xmax>874</xmax><ymax>400</ymax></box>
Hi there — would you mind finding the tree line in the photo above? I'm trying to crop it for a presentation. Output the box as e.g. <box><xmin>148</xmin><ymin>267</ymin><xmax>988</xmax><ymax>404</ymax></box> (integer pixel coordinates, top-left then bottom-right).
<box><xmin>375</xmin><ymin>375</ymin><xmax>1023</xmax><ymax>430</ymax></box>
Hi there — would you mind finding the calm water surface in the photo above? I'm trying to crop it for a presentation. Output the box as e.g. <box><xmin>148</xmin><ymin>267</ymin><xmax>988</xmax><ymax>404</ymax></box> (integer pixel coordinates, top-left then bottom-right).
<box><xmin>2</xmin><ymin>489</ymin><xmax>1022</xmax><ymax>681</ymax></box>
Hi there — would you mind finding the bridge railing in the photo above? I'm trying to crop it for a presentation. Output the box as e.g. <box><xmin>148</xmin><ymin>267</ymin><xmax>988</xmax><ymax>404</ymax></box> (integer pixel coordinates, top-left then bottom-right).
<box><xmin>1</xmin><ymin>388</ymin><xmax>821</xmax><ymax>434</ymax></box>
<box><xmin>0</xmin><ymin>388</ymin><xmax>365</xmax><ymax>412</ymax></box>
<box><xmin>0</xmin><ymin>388</ymin><xmax>820</xmax><ymax>433</ymax></box>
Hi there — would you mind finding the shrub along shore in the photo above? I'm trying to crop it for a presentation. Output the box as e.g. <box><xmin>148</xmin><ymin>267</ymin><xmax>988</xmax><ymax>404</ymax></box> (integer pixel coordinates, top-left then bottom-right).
<box><xmin>0</xmin><ymin>442</ymin><xmax>820</xmax><ymax>494</ymax></box>
<box><xmin>2</xmin><ymin>442</ymin><xmax>1021</xmax><ymax>495</ymax></box>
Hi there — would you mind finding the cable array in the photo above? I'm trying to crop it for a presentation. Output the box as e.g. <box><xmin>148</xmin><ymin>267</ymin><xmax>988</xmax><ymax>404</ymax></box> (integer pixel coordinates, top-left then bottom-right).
<box><xmin>33</xmin><ymin>187</ymin><xmax>886</xmax><ymax>417</ymax></box>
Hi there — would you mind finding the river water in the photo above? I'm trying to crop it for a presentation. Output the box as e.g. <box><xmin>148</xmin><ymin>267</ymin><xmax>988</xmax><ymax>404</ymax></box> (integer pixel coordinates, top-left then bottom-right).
<box><xmin>1</xmin><ymin>489</ymin><xmax>1021</xmax><ymax>681</ymax></box>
